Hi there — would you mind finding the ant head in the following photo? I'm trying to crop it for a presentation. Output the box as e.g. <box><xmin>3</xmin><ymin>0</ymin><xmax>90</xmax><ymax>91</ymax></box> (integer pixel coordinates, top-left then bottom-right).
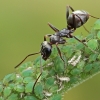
<box><xmin>41</xmin><ymin>41</ymin><xmax>52</xmax><ymax>60</ymax></box>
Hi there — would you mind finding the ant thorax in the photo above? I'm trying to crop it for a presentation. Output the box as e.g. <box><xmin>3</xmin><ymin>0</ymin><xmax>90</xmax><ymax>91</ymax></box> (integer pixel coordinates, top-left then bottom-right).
<box><xmin>60</xmin><ymin>28</ymin><xmax>73</xmax><ymax>36</ymax></box>
<box><xmin>50</xmin><ymin>34</ymin><xmax>60</xmax><ymax>44</ymax></box>
<box><xmin>68</xmin><ymin>10</ymin><xmax>89</xmax><ymax>28</ymax></box>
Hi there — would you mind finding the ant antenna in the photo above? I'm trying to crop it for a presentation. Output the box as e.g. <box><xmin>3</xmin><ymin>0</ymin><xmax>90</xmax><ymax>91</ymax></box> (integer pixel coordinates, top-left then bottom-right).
<box><xmin>15</xmin><ymin>52</ymin><xmax>40</xmax><ymax>68</ymax></box>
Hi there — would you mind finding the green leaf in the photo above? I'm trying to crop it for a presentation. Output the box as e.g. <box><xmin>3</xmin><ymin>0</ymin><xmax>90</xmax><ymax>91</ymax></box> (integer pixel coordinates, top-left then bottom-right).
<box><xmin>90</xmin><ymin>67</ymin><xmax>99</xmax><ymax>74</ymax></box>
<box><xmin>84</xmin><ymin>64</ymin><xmax>93</xmax><ymax>73</ymax></box>
<box><xmin>87</xmin><ymin>39</ymin><xmax>98</xmax><ymax>50</ymax></box>
<box><xmin>25</xmin><ymin>82</ymin><xmax>34</xmax><ymax>93</ymax></box>
<box><xmin>93</xmin><ymin>19</ymin><xmax>100</xmax><ymax>30</ymax></box>
<box><xmin>69</xmin><ymin>76</ymin><xmax>79</xmax><ymax>84</ymax></box>
<box><xmin>67</xmin><ymin>38</ymin><xmax>77</xmax><ymax>44</ymax></box>
<box><xmin>92</xmin><ymin>62</ymin><xmax>100</xmax><ymax>68</ymax></box>
<box><xmin>49</xmin><ymin>85</ymin><xmax>58</xmax><ymax>92</ymax></box>
<box><xmin>24</xmin><ymin>96</ymin><xmax>38</xmax><ymax>100</ymax></box>
<box><xmin>21</xmin><ymin>69</ymin><xmax>33</xmax><ymax>77</ymax></box>
<box><xmin>61</xmin><ymin>45</ymin><xmax>73</xmax><ymax>58</ymax></box>
<box><xmin>23</xmin><ymin>77</ymin><xmax>33</xmax><ymax>83</ymax></box>
<box><xmin>70</xmin><ymin>68</ymin><xmax>81</xmax><ymax>75</ymax></box>
<box><xmin>77</xmin><ymin>61</ymin><xmax>85</xmax><ymax>70</ymax></box>
<box><xmin>8</xmin><ymin>83</ymin><xmax>15</xmax><ymax>89</ymax></box>
<box><xmin>50</xmin><ymin>48</ymin><xmax>58</xmax><ymax>58</ymax></box>
<box><xmin>0</xmin><ymin>97</ymin><xmax>4</xmax><ymax>100</ymax></box>
<box><xmin>3</xmin><ymin>73</ymin><xmax>16</xmax><ymax>85</ymax></box>
<box><xmin>75</xmin><ymin>42</ymin><xmax>84</xmax><ymax>50</ymax></box>
<box><xmin>34</xmin><ymin>57</ymin><xmax>46</xmax><ymax>67</ymax></box>
<box><xmin>45</xmin><ymin>77</ymin><xmax>55</xmax><ymax>87</ymax></box>
<box><xmin>34</xmin><ymin>83</ymin><xmax>44</xmax><ymax>99</ymax></box>
<box><xmin>97</xmin><ymin>31</ymin><xmax>100</xmax><ymax>39</ymax></box>
<box><xmin>89</xmin><ymin>53</ymin><xmax>98</xmax><ymax>62</ymax></box>
<box><xmin>7</xmin><ymin>93</ymin><xmax>18</xmax><ymax>100</ymax></box>
<box><xmin>15</xmin><ymin>75</ymin><xmax>23</xmax><ymax>83</ymax></box>
<box><xmin>86</xmin><ymin>33</ymin><xmax>94</xmax><ymax>40</ymax></box>
<box><xmin>97</xmin><ymin>54</ymin><xmax>100</xmax><ymax>60</ymax></box>
<box><xmin>14</xmin><ymin>85</ymin><xmax>24</xmax><ymax>92</ymax></box>
<box><xmin>0</xmin><ymin>85</ymin><xmax>3</xmax><ymax>94</ymax></box>
<box><xmin>3</xmin><ymin>87</ymin><xmax>11</xmax><ymax>98</ymax></box>
<box><xmin>41</xmin><ymin>70</ymin><xmax>48</xmax><ymax>79</ymax></box>
<box><xmin>49</xmin><ymin>69</ymin><xmax>56</xmax><ymax>76</ymax></box>
<box><xmin>50</xmin><ymin>94</ymin><xmax>61</xmax><ymax>100</ymax></box>
<box><xmin>54</xmin><ymin>57</ymin><xmax>65</xmax><ymax>73</ymax></box>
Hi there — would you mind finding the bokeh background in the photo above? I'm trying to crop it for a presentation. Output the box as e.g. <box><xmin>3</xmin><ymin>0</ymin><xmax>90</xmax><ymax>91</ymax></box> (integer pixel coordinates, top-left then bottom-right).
<box><xmin>0</xmin><ymin>0</ymin><xmax>100</xmax><ymax>100</ymax></box>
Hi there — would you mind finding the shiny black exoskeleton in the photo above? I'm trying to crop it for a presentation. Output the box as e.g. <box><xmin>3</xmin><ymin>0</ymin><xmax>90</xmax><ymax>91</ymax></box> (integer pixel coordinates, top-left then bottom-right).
<box><xmin>41</xmin><ymin>41</ymin><xmax>52</xmax><ymax>60</ymax></box>
<box><xmin>44</xmin><ymin>5</ymin><xmax>99</xmax><ymax>60</ymax></box>
<box><xmin>15</xmin><ymin>5</ymin><xmax>99</xmax><ymax>68</ymax></box>
<box><xmin>48</xmin><ymin>5</ymin><xmax>99</xmax><ymax>37</ymax></box>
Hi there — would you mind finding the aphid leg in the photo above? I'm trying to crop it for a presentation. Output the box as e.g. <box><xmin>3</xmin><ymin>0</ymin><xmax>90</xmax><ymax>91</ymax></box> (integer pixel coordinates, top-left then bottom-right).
<box><xmin>89</xmin><ymin>14</ymin><xmax>100</xmax><ymax>19</ymax></box>
<box><xmin>15</xmin><ymin>52</ymin><xmax>40</xmax><ymax>68</ymax></box>
<box><xmin>74</xmin><ymin>14</ymin><xmax>90</xmax><ymax>33</ymax></box>
<box><xmin>48</xmin><ymin>22</ymin><xmax>59</xmax><ymax>32</ymax></box>
<box><xmin>44</xmin><ymin>34</ymin><xmax>52</xmax><ymax>41</ymax></box>
<box><xmin>32</xmin><ymin>57</ymin><xmax>42</xmax><ymax>93</ymax></box>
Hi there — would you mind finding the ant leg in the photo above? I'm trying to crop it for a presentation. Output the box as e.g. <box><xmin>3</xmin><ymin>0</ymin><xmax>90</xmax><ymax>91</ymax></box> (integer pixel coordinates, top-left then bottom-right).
<box><xmin>66</xmin><ymin>6</ymin><xmax>70</xmax><ymax>20</ymax></box>
<box><xmin>15</xmin><ymin>52</ymin><xmax>40</xmax><ymax>68</ymax></box>
<box><xmin>44</xmin><ymin>34</ymin><xmax>52</xmax><ymax>41</ymax></box>
<box><xmin>74</xmin><ymin>14</ymin><xmax>90</xmax><ymax>33</ymax></box>
<box><xmin>48</xmin><ymin>22</ymin><xmax>59</xmax><ymax>32</ymax></box>
<box><xmin>55</xmin><ymin>43</ymin><xmax>65</xmax><ymax>67</ymax></box>
<box><xmin>89</xmin><ymin>14</ymin><xmax>99</xmax><ymax>19</ymax></box>
<box><xmin>66</xmin><ymin>5</ymin><xmax>74</xmax><ymax>25</ymax></box>
<box><xmin>70</xmin><ymin>34</ymin><xmax>97</xmax><ymax>53</ymax></box>
<box><xmin>32</xmin><ymin>57</ymin><xmax>42</xmax><ymax>93</ymax></box>
<box><xmin>72</xmin><ymin>13</ymin><xmax>76</xmax><ymax>30</ymax></box>
<box><xmin>68</xmin><ymin>5</ymin><xmax>74</xmax><ymax>12</ymax></box>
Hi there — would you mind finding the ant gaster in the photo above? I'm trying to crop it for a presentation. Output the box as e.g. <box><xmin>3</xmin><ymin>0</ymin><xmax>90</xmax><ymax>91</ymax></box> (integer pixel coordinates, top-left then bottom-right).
<box><xmin>48</xmin><ymin>5</ymin><xmax>99</xmax><ymax>36</ymax></box>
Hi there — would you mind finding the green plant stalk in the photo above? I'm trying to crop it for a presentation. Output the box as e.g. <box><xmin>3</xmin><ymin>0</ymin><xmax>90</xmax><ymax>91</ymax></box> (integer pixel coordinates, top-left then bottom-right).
<box><xmin>0</xmin><ymin>20</ymin><xmax>100</xmax><ymax>100</ymax></box>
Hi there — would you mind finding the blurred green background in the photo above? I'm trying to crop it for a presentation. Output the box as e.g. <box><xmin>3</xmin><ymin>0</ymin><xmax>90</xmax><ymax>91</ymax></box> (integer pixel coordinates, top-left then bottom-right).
<box><xmin>0</xmin><ymin>0</ymin><xmax>100</xmax><ymax>100</ymax></box>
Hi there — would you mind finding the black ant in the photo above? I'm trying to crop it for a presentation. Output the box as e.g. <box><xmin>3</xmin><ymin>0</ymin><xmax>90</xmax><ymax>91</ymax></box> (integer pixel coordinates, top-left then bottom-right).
<box><xmin>14</xmin><ymin>5</ymin><xmax>99</xmax><ymax>98</ymax></box>
<box><xmin>14</xmin><ymin>5</ymin><xmax>99</xmax><ymax>68</ymax></box>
